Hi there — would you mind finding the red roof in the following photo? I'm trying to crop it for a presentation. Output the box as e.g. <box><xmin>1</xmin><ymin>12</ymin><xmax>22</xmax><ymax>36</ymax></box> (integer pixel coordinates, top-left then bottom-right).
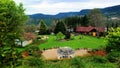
<box><xmin>76</xmin><ymin>26</ymin><xmax>105</xmax><ymax>32</ymax></box>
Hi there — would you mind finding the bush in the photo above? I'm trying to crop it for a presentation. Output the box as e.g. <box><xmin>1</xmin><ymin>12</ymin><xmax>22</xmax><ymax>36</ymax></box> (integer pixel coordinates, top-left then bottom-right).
<box><xmin>92</xmin><ymin>56</ymin><xmax>108</xmax><ymax>63</ymax></box>
<box><xmin>56</xmin><ymin>32</ymin><xmax>65</xmax><ymax>41</ymax></box>
<box><xmin>90</xmin><ymin>50</ymin><xmax>106</xmax><ymax>56</ymax></box>
<box><xmin>25</xmin><ymin>46</ymin><xmax>39</xmax><ymax>52</ymax></box>
<box><xmin>25</xmin><ymin>57</ymin><xmax>44</xmax><ymax>68</ymax></box>
<box><xmin>65</xmin><ymin>31</ymin><xmax>71</xmax><ymax>39</ymax></box>
<box><xmin>107</xmin><ymin>51</ymin><xmax>120</xmax><ymax>63</ymax></box>
<box><xmin>24</xmin><ymin>46</ymin><xmax>42</xmax><ymax>57</ymax></box>
<box><xmin>71</xmin><ymin>57</ymin><xmax>85</xmax><ymax>68</ymax></box>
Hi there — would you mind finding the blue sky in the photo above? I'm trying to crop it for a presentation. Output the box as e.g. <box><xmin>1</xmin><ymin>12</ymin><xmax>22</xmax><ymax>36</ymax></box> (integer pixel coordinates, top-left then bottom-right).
<box><xmin>14</xmin><ymin>0</ymin><xmax>120</xmax><ymax>15</ymax></box>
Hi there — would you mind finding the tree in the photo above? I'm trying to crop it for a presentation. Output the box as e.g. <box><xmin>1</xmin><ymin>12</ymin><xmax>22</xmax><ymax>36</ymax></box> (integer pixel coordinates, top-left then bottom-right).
<box><xmin>0</xmin><ymin>0</ymin><xmax>28</xmax><ymax>67</ymax></box>
<box><xmin>65</xmin><ymin>16</ymin><xmax>81</xmax><ymax>31</ymax></box>
<box><xmin>106</xmin><ymin>27</ymin><xmax>120</xmax><ymax>53</ymax></box>
<box><xmin>81</xmin><ymin>15</ymin><xmax>89</xmax><ymax>26</ymax></box>
<box><xmin>23</xmin><ymin>32</ymin><xmax>37</xmax><ymax>41</ymax></box>
<box><xmin>24</xmin><ymin>24</ymin><xmax>37</xmax><ymax>33</ymax></box>
<box><xmin>39</xmin><ymin>20</ymin><xmax>48</xmax><ymax>35</ymax></box>
<box><xmin>54</xmin><ymin>20</ymin><xmax>67</xmax><ymax>34</ymax></box>
<box><xmin>88</xmin><ymin>8</ymin><xmax>107</xmax><ymax>27</ymax></box>
<box><xmin>50</xmin><ymin>19</ymin><xmax>58</xmax><ymax>32</ymax></box>
<box><xmin>106</xmin><ymin>27</ymin><xmax>120</xmax><ymax>64</ymax></box>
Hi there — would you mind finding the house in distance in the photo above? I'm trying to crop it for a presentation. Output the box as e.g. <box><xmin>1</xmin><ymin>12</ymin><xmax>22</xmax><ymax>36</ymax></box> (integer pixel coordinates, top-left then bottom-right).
<box><xmin>76</xmin><ymin>26</ymin><xmax>105</xmax><ymax>36</ymax></box>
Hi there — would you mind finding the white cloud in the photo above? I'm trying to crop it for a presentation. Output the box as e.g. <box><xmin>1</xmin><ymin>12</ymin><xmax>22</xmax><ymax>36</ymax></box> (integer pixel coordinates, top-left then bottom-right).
<box><xmin>14</xmin><ymin>0</ymin><xmax>120</xmax><ymax>15</ymax></box>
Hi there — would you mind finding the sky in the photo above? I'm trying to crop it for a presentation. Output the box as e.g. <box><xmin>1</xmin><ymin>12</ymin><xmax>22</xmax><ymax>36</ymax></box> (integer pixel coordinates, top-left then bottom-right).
<box><xmin>14</xmin><ymin>0</ymin><xmax>120</xmax><ymax>15</ymax></box>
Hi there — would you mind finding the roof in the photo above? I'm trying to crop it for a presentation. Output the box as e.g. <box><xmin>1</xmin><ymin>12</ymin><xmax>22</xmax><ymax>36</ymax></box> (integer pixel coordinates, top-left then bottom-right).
<box><xmin>76</xmin><ymin>26</ymin><xmax>105</xmax><ymax>32</ymax></box>
<box><xmin>57</xmin><ymin>47</ymin><xmax>75</xmax><ymax>55</ymax></box>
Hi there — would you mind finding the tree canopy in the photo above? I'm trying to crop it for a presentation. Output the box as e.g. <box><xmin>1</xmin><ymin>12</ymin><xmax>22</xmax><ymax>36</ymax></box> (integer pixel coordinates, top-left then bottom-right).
<box><xmin>39</xmin><ymin>20</ymin><xmax>48</xmax><ymax>35</ymax></box>
<box><xmin>0</xmin><ymin>0</ymin><xmax>28</xmax><ymax>67</ymax></box>
<box><xmin>54</xmin><ymin>20</ymin><xmax>67</xmax><ymax>34</ymax></box>
<box><xmin>106</xmin><ymin>27</ymin><xmax>120</xmax><ymax>53</ymax></box>
<box><xmin>88</xmin><ymin>8</ymin><xmax>107</xmax><ymax>27</ymax></box>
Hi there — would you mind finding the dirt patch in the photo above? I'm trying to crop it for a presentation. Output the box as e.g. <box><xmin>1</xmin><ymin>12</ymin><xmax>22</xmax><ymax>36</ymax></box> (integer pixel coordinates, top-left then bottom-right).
<box><xmin>42</xmin><ymin>48</ymin><xmax>89</xmax><ymax>60</ymax></box>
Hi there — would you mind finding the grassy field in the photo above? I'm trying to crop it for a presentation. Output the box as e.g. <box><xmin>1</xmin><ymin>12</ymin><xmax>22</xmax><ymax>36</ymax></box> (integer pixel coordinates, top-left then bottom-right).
<box><xmin>16</xmin><ymin>35</ymin><xmax>118</xmax><ymax>68</ymax></box>
<box><xmin>39</xmin><ymin>35</ymin><xmax>106</xmax><ymax>50</ymax></box>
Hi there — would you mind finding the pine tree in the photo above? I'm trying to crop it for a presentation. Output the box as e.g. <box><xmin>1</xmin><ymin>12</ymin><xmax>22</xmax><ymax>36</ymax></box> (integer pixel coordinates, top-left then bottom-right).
<box><xmin>39</xmin><ymin>20</ymin><xmax>48</xmax><ymax>35</ymax></box>
<box><xmin>81</xmin><ymin>15</ymin><xmax>89</xmax><ymax>26</ymax></box>
<box><xmin>54</xmin><ymin>20</ymin><xmax>67</xmax><ymax>35</ymax></box>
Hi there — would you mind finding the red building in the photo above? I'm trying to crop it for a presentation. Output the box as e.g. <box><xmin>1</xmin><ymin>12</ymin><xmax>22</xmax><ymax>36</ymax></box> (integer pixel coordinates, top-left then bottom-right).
<box><xmin>76</xmin><ymin>26</ymin><xmax>105</xmax><ymax>36</ymax></box>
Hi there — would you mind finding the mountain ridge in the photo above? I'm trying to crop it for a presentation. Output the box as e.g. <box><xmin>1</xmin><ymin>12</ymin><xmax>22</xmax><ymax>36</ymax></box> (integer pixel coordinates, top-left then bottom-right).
<box><xmin>27</xmin><ymin>5</ymin><xmax>120</xmax><ymax>25</ymax></box>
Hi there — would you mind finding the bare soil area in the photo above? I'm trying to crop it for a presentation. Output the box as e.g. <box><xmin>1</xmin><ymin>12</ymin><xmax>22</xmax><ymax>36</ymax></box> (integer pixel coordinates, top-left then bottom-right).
<box><xmin>42</xmin><ymin>48</ymin><xmax>89</xmax><ymax>60</ymax></box>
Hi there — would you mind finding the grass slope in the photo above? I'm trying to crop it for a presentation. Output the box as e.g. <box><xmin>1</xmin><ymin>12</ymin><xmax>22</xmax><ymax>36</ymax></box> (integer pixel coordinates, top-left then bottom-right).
<box><xmin>39</xmin><ymin>35</ymin><xmax>106</xmax><ymax>49</ymax></box>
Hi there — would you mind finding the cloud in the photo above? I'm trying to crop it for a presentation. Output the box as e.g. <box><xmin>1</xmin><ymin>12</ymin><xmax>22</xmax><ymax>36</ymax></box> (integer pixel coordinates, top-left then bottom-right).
<box><xmin>46</xmin><ymin>0</ymin><xmax>90</xmax><ymax>3</ymax></box>
<box><xmin>14</xmin><ymin>0</ymin><xmax>120</xmax><ymax>15</ymax></box>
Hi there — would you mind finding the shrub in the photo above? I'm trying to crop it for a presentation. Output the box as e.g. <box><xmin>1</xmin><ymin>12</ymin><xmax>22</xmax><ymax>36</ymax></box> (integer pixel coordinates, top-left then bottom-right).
<box><xmin>25</xmin><ymin>57</ymin><xmax>44</xmax><ymax>68</ymax></box>
<box><xmin>56</xmin><ymin>32</ymin><xmax>65</xmax><ymax>41</ymax></box>
<box><xmin>90</xmin><ymin>50</ymin><xmax>106</xmax><ymax>56</ymax></box>
<box><xmin>24</xmin><ymin>46</ymin><xmax>42</xmax><ymax>57</ymax></box>
<box><xmin>107</xmin><ymin>51</ymin><xmax>120</xmax><ymax>63</ymax></box>
<box><xmin>71</xmin><ymin>57</ymin><xmax>85</xmax><ymax>68</ymax></box>
<box><xmin>92</xmin><ymin>56</ymin><xmax>108</xmax><ymax>63</ymax></box>
<box><xmin>79</xmin><ymin>35</ymin><xmax>83</xmax><ymax>39</ymax></box>
<box><xmin>65</xmin><ymin>31</ymin><xmax>71</xmax><ymax>39</ymax></box>
<box><xmin>70</xmin><ymin>34</ymin><xmax>75</xmax><ymax>40</ymax></box>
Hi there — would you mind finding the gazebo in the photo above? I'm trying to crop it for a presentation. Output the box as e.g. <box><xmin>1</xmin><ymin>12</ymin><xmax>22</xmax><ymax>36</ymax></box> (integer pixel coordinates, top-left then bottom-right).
<box><xmin>57</xmin><ymin>47</ymin><xmax>75</xmax><ymax>59</ymax></box>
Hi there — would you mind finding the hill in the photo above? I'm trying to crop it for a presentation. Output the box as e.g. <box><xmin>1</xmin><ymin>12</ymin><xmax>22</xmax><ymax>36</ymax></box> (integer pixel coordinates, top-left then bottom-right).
<box><xmin>27</xmin><ymin>5</ymin><xmax>120</xmax><ymax>25</ymax></box>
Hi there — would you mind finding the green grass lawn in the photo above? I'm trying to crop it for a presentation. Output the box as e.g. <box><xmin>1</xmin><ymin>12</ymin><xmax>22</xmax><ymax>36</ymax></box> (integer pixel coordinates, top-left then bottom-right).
<box><xmin>39</xmin><ymin>35</ymin><xmax>106</xmax><ymax>49</ymax></box>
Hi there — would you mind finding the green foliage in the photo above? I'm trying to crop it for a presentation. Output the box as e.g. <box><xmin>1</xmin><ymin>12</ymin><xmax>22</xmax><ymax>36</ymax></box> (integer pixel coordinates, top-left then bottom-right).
<box><xmin>28</xmin><ymin>58</ymin><xmax>44</xmax><ymax>68</ymax></box>
<box><xmin>0</xmin><ymin>0</ymin><xmax>28</xmax><ymax>67</ymax></box>
<box><xmin>26</xmin><ymin>46</ymin><xmax>39</xmax><ymax>52</ymax></box>
<box><xmin>91</xmin><ymin>56</ymin><xmax>108</xmax><ymax>63</ymax></box>
<box><xmin>65</xmin><ymin>16</ymin><xmax>81</xmax><ymax>29</ymax></box>
<box><xmin>106</xmin><ymin>27</ymin><xmax>120</xmax><ymax>53</ymax></box>
<box><xmin>24</xmin><ymin>24</ymin><xmax>37</xmax><ymax>33</ymax></box>
<box><xmin>88</xmin><ymin>8</ymin><xmax>106</xmax><ymax>27</ymax></box>
<box><xmin>81</xmin><ymin>15</ymin><xmax>89</xmax><ymax>27</ymax></box>
<box><xmin>0</xmin><ymin>47</ymin><xmax>22</xmax><ymax>67</ymax></box>
<box><xmin>64</xmin><ymin>31</ymin><xmax>71</xmax><ymax>39</ymax></box>
<box><xmin>56</xmin><ymin>32</ymin><xmax>65</xmax><ymax>40</ymax></box>
<box><xmin>23</xmin><ymin>57</ymin><xmax>44</xmax><ymax>68</ymax></box>
<box><xmin>17</xmin><ymin>56</ymin><xmax>117</xmax><ymax>68</ymax></box>
<box><xmin>25</xmin><ymin>46</ymin><xmax>42</xmax><ymax>57</ymax></box>
<box><xmin>71</xmin><ymin>57</ymin><xmax>85</xmax><ymax>68</ymax></box>
<box><xmin>107</xmin><ymin>51</ymin><xmax>120</xmax><ymax>62</ymax></box>
<box><xmin>54</xmin><ymin>20</ymin><xmax>67</xmax><ymax>35</ymax></box>
<box><xmin>105</xmin><ymin>27</ymin><xmax>120</xmax><ymax>67</ymax></box>
<box><xmin>39</xmin><ymin>20</ymin><xmax>48</xmax><ymax>35</ymax></box>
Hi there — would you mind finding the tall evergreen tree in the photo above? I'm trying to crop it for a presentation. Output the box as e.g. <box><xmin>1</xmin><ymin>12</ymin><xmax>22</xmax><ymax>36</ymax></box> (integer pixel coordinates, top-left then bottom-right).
<box><xmin>65</xmin><ymin>16</ymin><xmax>81</xmax><ymax>29</ymax></box>
<box><xmin>39</xmin><ymin>20</ymin><xmax>48</xmax><ymax>35</ymax></box>
<box><xmin>54</xmin><ymin>20</ymin><xmax>67</xmax><ymax>35</ymax></box>
<box><xmin>81</xmin><ymin>15</ymin><xmax>89</xmax><ymax>26</ymax></box>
